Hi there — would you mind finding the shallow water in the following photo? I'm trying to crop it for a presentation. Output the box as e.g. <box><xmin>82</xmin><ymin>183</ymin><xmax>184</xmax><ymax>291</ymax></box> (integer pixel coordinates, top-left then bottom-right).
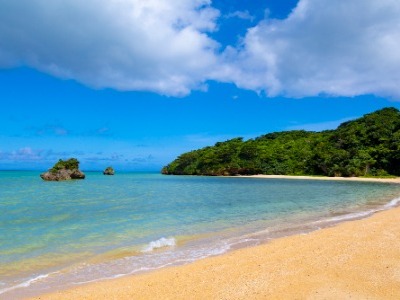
<box><xmin>1</xmin><ymin>171</ymin><xmax>400</xmax><ymax>299</ymax></box>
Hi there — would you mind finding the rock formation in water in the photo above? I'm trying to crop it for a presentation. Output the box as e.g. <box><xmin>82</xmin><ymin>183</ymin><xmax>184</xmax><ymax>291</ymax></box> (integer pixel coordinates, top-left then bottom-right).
<box><xmin>103</xmin><ymin>166</ymin><xmax>115</xmax><ymax>175</ymax></box>
<box><xmin>40</xmin><ymin>158</ymin><xmax>85</xmax><ymax>181</ymax></box>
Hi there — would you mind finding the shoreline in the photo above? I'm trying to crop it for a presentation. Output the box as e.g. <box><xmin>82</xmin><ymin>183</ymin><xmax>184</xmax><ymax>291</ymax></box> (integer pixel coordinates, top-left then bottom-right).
<box><xmin>2</xmin><ymin>174</ymin><xmax>398</xmax><ymax>299</ymax></box>
<box><xmin>232</xmin><ymin>174</ymin><xmax>400</xmax><ymax>184</ymax></box>
<box><xmin>33</xmin><ymin>196</ymin><xmax>400</xmax><ymax>299</ymax></box>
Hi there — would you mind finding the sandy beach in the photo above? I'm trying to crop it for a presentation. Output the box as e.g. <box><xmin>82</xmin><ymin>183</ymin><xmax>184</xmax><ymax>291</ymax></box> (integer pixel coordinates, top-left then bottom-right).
<box><xmin>237</xmin><ymin>174</ymin><xmax>400</xmax><ymax>184</ymax></box>
<box><xmin>33</xmin><ymin>177</ymin><xmax>400</xmax><ymax>300</ymax></box>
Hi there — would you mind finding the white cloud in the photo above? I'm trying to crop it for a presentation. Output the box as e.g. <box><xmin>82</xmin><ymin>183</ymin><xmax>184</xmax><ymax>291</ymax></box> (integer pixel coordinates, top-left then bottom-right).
<box><xmin>225</xmin><ymin>10</ymin><xmax>254</xmax><ymax>22</ymax></box>
<box><xmin>219</xmin><ymin>0</ymin><xmax>400</xmax><ymax>99</ymax></box>
<box><xmin>0</xmin><ymin>147</ymin><xmax>43</xmax><ymax>161</ymax></box>
<box><xmin>2</xmin><ymin>0</ymin><xmax>400</xmax><ymax>99</ymax></box>
<box><xmin>0</xmin><ymin>0</ymin><xmax>220</xmax><ymax>96</ymax></box>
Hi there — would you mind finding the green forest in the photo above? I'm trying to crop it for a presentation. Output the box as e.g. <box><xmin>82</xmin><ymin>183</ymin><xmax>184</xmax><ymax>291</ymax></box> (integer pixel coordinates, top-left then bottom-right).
<box><xmin>162</xmin><ymin>107</ymin><xmax>400</xmax><ymax>177</ymax></box>
<box><xmin>50</xmin><ymin>158</ymin><xmax>80</xmax><ymax>173</ymax></box>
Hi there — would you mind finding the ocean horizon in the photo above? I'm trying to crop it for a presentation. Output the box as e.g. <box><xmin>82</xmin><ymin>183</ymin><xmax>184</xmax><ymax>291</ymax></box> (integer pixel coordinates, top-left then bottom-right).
<box><xmin>1</xmin><ymin>171</ymin><xmax>400</xmax><ymax>299</ymax></box>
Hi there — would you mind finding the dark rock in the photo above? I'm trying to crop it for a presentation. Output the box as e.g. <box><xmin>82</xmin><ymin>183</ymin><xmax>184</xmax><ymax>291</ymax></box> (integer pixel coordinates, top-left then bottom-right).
<box><xmin>40</xmin><ymin>158</ymin><xmax>85</xmax><ymax>181</ymax></box>
<box><xmin>103</xmin><ymin>166</ymin><xmax>115</xmax><ymax>175</ymax></box>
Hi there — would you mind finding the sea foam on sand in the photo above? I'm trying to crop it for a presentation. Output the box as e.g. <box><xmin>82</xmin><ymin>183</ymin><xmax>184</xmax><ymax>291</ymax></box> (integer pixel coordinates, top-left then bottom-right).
<box><xmin>34</xmin><ymin>205</ymin><xmax>400</xmax><ymax>300</ymax></box>
<box><xmin>141</xmin><ymin>237</ymin><xmax>176</xmax><ymax>252</ymax></box>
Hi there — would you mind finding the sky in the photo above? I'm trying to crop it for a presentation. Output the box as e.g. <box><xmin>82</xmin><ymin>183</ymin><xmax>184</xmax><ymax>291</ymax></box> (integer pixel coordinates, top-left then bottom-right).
<box><xmin>1</xmin><ymin>0</ymin><xmax>400</xmax><ymax>171</ymax></box>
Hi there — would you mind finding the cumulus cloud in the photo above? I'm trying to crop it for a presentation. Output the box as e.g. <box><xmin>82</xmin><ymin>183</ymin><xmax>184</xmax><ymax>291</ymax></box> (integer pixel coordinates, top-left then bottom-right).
<box><xmin>2</xmin><ymin>0</ymin><xmax>400</xmax><ymax>99</ymax></box>
<box><xmin>0</xmin><ymin>0</ymin><xmax>219</xmax><ymax>96</ymax></box>
<box><xmin>219</xmin><ymin>0</ymin><xmax>400</xmax><ymax>98</ymax></box>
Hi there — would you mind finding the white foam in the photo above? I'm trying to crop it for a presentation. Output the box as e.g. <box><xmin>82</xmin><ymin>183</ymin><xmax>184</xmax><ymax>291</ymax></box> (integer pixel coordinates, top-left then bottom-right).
<box><xmin>141</xmin><ymin>237</ymin><xmax>176</xmax><ymax>252</ymax></box>
<box><xmin>382</xmin><ymin>197</ymin><xmax>400</xmax><ymax>209</ymax></box>
<box><xmin>312</xmin><ymin>210</ymin><xmax>375</xmax><ymax>224</ymax></box>
<box><xmin>0</xmin><ymin>272</ymin><xmax>56</xmax><ymax>295</ymax></box>
<box><xmin>313</xmin><ymin>196</ymin><xmax>400</xmax><ymax>226</ymax></box>
<box><xmin>4</xmin><ymin>196</ymin><xmax>400</xmax><ymax>297</ymax></box>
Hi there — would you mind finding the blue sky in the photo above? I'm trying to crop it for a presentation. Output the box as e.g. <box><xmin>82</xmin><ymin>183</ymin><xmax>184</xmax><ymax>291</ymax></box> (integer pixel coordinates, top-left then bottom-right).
<box><xmin>1</xmin><ymin>0</ymin><xmax>400</xmax><ymax>171</ymax></box>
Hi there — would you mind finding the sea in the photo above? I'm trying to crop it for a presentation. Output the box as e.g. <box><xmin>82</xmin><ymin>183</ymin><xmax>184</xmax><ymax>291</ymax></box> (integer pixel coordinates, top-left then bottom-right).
<box><xmin>1</xmin><ymin>171</ymin><xmax>400</xmax><ymax>299</ymax></box>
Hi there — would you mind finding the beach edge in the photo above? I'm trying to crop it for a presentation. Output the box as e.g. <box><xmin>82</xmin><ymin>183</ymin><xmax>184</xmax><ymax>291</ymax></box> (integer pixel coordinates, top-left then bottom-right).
<box><xmin>231</xmin><ymin>174</ymin><xmax>400</xmax><ymax>184</ymax></box>
<box><xmin>32</xmin><ymin>188</ymin><xmax>400</xmax><ymax>299</ymax></box>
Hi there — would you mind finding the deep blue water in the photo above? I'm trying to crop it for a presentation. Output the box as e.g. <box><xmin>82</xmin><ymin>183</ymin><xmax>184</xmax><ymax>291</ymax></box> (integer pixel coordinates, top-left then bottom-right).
<box><xmin>1</xmin><ymin>171</ymin><xmax>400</xmax><ymax>298</ymax></box>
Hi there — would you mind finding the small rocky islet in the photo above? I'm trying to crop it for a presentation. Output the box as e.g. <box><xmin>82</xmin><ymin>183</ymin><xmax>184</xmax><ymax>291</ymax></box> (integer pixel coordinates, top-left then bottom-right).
<box><xmin>40</xmin><ymin>158</ymin><xmax>85</xmax><ymax>181</ymax></box>
<box><xmin>103</xmin><ymin>166</ymin><xmax>115</xmax><ymax>175</ymax></box>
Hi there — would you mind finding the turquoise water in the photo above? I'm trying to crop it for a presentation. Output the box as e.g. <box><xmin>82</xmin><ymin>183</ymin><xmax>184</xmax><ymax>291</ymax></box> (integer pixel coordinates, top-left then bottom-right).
<box><xmin>1</xmin><ymin>171</ymin><xmax>400</xmax><ymax>298</ymax></box>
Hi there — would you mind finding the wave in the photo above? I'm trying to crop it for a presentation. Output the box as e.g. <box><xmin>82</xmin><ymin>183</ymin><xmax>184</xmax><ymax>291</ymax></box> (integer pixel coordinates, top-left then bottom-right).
<box><xmin>382</xmin><ymin>196</ymin><xmax>400</xmax><ymax>209</ymax></box>
<box><xmin>3</xmin><ymin>195</ymin><xmax>400</xmax><ymax>298</ymax></box>
<box><xmin>312</xmin><ymin>210</ymin><xmax>375</xmax><ymax>224</ymax></box>
<box><xmin>141</xmin><ymin>237</ymin><xmax>176</xmax><ymax>252</ymax></box>
<box><xmin>313</xmin><ymin>196</ymin><xmax>400</xmax><ymax>225</ymax></box>
<box><xmin>0</xmin><ymin>272</ymin><xmax>57</xmax><ymax>295</ymax></box>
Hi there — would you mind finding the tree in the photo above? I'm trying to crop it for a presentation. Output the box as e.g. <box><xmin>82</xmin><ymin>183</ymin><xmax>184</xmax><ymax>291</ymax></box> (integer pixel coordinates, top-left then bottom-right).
<box><xmin>162</xmin><ymin>108</ymin><xmax>400</xmax><ymax>177</ymax></box>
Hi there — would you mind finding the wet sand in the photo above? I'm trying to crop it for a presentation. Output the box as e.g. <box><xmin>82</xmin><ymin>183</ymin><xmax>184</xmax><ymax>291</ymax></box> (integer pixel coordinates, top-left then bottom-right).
<box><xmin>34</xmin><ymin>202</ymin><xmax>400</xmax><ymax>299</ymax></box>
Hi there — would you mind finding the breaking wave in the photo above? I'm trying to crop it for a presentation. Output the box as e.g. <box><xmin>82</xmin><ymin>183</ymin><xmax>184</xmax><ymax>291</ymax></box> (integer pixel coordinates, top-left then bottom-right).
<box><xmin>141</xmin><ymin>237</ymin><xmax>176</xmax><ymax>252</ymax></box>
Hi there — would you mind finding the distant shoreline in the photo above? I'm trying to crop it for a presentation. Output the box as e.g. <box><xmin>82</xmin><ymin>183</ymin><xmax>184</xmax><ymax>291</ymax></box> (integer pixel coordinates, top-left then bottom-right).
<box><xmin>231</xmin><ymin>174</ymin><xmax>400</xmax><ymax>184</ymax></box>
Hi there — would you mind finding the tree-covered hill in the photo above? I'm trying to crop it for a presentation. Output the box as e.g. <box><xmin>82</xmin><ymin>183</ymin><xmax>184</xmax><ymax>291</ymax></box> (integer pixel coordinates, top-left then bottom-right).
<box><xmin>162</xmin><ymin>107</ymin><xmax>400</xmax><ymax>177</ymax></box>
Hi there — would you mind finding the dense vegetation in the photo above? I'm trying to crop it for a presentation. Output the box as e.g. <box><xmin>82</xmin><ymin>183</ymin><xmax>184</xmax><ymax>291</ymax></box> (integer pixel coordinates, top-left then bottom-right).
<box><xmin>50</xmin><ymin>158</ymin><xmax>80</xmax><ymax>173</ymax></box>
<box><xmin>162</xmin><ymin>108</ymin><xmax>400</xmax><ymax>177</ymax></box>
